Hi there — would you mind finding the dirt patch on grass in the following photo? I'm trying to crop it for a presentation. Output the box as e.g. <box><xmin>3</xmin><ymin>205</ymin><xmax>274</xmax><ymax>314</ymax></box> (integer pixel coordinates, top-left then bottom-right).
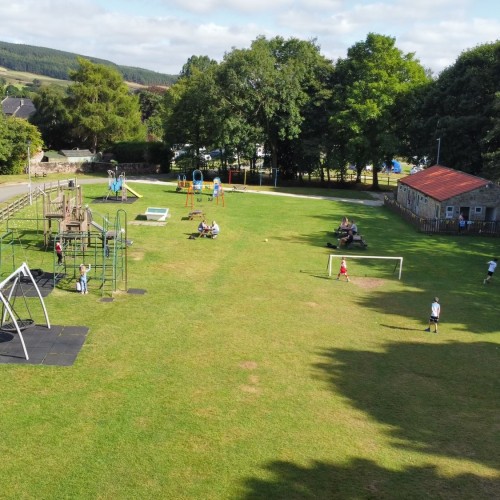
<box><xmin>128</xmin><ymin>250</ymin><xmax>145</xmax><ymax>261</ymax></box>
<box><xmin>353</xmin><ymin>277</ymin><xmax>385</xmax><ymax>289</ymax></box>
<box><xmin>240</xmin><ymin>385</ymin><xmax>259</xmax><ymax>393</ymax></box>
<box><xmin>240</xmin><ymin>361</ymin><xmax>258</xmax><ymax>370</ymax></box>
<box><xmin>304</xmin><ymin>301</ymin><xmax>320</xmax><ymax>307</ymax></box>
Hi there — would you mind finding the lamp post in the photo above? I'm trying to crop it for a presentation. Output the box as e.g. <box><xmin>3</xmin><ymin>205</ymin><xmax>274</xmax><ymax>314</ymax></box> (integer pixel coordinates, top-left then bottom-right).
<box><xmin>436</xmin><ymin>138</ymin><xmax>441</xmax><ymax>165</ymax></box>
<box><xmin>27</xmin><ymin>139</ymin><xmax>32</xmax><ymax>205</ymax></box>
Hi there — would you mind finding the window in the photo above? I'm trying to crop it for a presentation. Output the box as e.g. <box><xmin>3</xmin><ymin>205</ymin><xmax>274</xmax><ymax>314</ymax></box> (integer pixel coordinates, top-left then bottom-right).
<box><xmin>475</xmin><ymin>207</ymin><xmax>482</xmax><ymax>214</ymax></box>
<box><xmin>445</xmin><ymin>206</ymin><xmax>453</xmax><ymax>219</ymax></box>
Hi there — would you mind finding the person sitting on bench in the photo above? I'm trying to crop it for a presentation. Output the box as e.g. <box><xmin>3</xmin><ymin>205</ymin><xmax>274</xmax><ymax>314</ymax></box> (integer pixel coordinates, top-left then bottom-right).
<box><xmin>210</xmin><ymin>220</ymin><xmax>220</xmax><ymax>239</ymax></box>
<box><xmin>339</xmin><ymin>230</ymin><xmax>354</xmax><ymax>247</ymax></box>
<box><xmin>349</xmin><ymin>220</ymin><xmax>358</xmax><ymax>235</ymax></box>
<box><xmin>198</xmin><ymin>220</ymin><xmax>209</xmax><ymax>237</ymax></box>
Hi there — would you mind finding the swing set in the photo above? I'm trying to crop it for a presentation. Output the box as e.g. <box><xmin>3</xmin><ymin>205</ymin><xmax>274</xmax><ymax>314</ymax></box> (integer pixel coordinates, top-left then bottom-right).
<box><xmin>0</xmin><ymin>262</ymin><xmax>51</xmax><ymax>360</ymax></box>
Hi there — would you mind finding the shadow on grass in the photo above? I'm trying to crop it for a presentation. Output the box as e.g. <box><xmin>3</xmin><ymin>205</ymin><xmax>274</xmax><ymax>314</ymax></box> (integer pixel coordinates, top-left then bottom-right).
<box><xmin>355</xmin><ymin>287</ymin><xmax>498</xmax><ymax>334</ymax></box>
<box><xmin>314</xmin><ymin>341</ymin><xmax>500</xmax><ymax>470</ymax></box>
<box><xmin>242</xmin><ymin>458</ymin><xmax>499</xmax><ymax>499</ymax></box>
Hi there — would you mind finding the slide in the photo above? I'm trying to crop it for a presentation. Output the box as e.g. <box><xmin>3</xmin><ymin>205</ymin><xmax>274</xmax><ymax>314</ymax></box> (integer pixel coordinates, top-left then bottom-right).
<box><xmin>124</xmin><ymin>183</ymin><xmax>143</xmax><ymax>198</ymax></box>
<box><xmin>90</xmin><ymin>220</ymin><xmax>105</xmax><ymax>232</ymax></box>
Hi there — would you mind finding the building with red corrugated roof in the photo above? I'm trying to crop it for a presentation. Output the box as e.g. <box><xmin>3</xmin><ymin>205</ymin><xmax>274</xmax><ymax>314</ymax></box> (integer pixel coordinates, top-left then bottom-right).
<box><xmin>396</xmin><ymin>165</ymin><xmax>499</xmax><ymax>222</ymax></box>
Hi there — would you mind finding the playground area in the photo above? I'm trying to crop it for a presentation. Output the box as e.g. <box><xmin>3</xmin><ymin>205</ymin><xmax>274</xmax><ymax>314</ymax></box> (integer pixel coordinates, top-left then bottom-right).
<box><xmin>0</xmin><ymin>179</ymin><xmax>499</xmax><ymax>498</ymax></box>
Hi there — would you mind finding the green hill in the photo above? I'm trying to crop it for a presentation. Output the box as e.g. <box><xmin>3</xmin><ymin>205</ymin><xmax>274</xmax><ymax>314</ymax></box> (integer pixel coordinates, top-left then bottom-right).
<box><xmin>0</xmin><ymin>41</ymin><xmax>177</xmax><ymax>86</ymax></box>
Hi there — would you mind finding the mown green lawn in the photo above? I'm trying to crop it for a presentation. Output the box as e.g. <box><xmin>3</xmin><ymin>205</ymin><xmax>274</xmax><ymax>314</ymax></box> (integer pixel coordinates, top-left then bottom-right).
<box><xmin>0</xmin><ymin>181</ymin><xmax>499</xmax><ymax>499</ymax></box>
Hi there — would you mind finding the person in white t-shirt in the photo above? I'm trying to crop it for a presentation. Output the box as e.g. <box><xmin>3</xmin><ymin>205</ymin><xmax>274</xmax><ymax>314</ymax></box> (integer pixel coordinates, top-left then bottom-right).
<box><xmin>483</xmin><ymin>258</ymin><xmax>498</xmax><ymax>284</ymax></box>
<box><xmin>425</xmin><ymin>297</ymin><xmax>440</xmax><ymax>333</ymax></box>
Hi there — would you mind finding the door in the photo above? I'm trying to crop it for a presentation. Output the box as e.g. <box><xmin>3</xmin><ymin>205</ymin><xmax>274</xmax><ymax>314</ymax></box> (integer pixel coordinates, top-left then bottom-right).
<box><xmin>459</xmin><ymin>206</ymin><xmax>470</xmax><ymax>220</ymax></box>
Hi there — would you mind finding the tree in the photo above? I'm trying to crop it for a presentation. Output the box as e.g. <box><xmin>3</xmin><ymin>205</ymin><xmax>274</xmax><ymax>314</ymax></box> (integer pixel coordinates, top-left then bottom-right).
<box><xmin>0</xmin><ymin>114</ymin><xmax>43</xmax><ymax>174</ymax></box>
<box><xmin>137</xmin><ymin>87</ymin><xmax>167</xmax><ymax>142</ymax></box>
<box><xmin>329</xmin><ymin>33</ymin><xmax>429</xmax><ymax>188</ymax></box>
<box><xmin>482</xmin><ymin>91</ymin><xmax>500</xmax><ymax>181</ymax></box>
<box><xmin>409</xmin><ymin>41</ymin><xmax>500</xmax><ymax>177</ymax></box>
<box><xmin>218</xmin><ymin>36</ymin><xmax>328</xmax><ymax>176</ymax></box>
<box><xmin>163</xmin><ymin>58</ymin><xmax>220</xmax><ymax>168</ymax></box>
<box><xmin>30</xmin><ymin>85</ymin><xmax>72</xmax><ymax>149</ymax></box>
<box><xmin>67</xmin><ymin>58</ymin><xmax>145</xmax><ymax>152</ymax></box>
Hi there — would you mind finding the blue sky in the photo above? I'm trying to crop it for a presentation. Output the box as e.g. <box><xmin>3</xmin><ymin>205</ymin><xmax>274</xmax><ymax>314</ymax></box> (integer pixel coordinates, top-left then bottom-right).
<box><xmin>2</xmin><ymin>0</ymin><xmax>499</xmax><ymax>76</ymax></box>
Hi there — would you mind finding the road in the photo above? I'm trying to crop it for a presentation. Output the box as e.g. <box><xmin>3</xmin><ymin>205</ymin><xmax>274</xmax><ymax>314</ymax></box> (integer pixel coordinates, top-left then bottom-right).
<box><xmin>0</xmin><ymin>177</ymin><xmax>384</xmax><ymax>206</ymax></box>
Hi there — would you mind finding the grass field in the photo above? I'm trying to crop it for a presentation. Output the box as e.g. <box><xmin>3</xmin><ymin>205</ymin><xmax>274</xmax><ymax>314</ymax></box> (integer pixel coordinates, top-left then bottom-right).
<box><xmin>0</xmin><ymin>65</ymin><xmax>151</xmax><ymax>91</ymax></box>
<box><xmin>0</xmin><ymin>181</ymin><xmax>499</xmax><ymax>499</ymax></box>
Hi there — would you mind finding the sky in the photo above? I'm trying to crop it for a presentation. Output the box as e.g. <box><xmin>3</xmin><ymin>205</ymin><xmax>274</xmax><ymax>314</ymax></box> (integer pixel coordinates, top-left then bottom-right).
<box><xmin>2</xmin><ymin>0</ymin><xmax>499</xmax><ymax>77</ymax></box>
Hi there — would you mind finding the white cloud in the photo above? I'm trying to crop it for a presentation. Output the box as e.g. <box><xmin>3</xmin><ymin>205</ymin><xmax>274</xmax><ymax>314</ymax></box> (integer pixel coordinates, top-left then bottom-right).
<box><xmin>1</xmin><ymin>0</ymin><xmax>498</xmax><ymax>76</ymax></box>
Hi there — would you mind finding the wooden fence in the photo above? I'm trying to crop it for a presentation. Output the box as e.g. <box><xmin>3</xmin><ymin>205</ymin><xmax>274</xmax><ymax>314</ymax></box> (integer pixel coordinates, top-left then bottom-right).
<box><xmin>384</xmin><ymin>196</ymin><xmax>500</xmax><ymax>236</ymax></box>
<box><xmin>0</xmin><ymin>180</ymin><xmax>72</xmax><ymax>224</ymax></box>
<box><xmin>334</xmin><ymin>172</ymin><xmax>400</xmax><ymax>186</ymax></box>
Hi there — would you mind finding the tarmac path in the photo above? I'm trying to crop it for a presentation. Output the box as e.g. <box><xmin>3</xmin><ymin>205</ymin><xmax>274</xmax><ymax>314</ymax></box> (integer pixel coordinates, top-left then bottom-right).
<box><xmin>0</xmin><ymin>177</ymin><xmax>384</xmax><ymax>207</ymax></box>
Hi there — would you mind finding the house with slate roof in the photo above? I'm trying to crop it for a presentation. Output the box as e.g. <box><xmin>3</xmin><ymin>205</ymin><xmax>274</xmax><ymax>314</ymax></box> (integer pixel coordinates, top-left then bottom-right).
<box><xmin>1</xmin><ymin>97</ymin><xmax>36</xmax><ymax>118</ymax></box>
<box><xmin>396</xmin><ymin>165</ymin><xmax>499</xmax><ymax>223</ymax></box>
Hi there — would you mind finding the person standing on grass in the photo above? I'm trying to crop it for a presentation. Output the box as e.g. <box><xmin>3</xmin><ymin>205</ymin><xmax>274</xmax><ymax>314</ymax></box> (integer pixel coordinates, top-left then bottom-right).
<box><xmin>336</xmin><ymin>257</ymin><xmax>350</xmax><ymax>282</ymax></box>
<box><xmin>55</xmin><ymin>240</ymin><xmax>63</xmax><ymax>265</ymax></box>
<box><xmin>483</xmin><ymin>258</ymin><xmax>498</xmax><ymax>284</ymax></box>
<box><xmin>79</xmin><ymin>263</ymin><xmax>91</xmax><ymax>295</ymax></box>
<box><xmin>425</xmin><ymin>297</ymin><xmax>440</xmax><ymax>333</ymax></box>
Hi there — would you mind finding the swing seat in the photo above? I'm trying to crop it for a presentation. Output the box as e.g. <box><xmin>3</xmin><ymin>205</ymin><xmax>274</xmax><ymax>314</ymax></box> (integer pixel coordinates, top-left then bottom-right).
<box><xmin>0</xmin><ymin>319</ymin><xmax>35</xmax><ymax>332</ymax></box>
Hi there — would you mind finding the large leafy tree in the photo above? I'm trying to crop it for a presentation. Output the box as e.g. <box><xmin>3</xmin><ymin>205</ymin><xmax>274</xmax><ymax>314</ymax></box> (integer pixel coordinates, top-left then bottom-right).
<box><xmin>481</xmin><ymin>91</ymin><xmax>500</xmax><ymax>181</ymax></box>
<box><xmin>0</xmin><ymin>113</ymin><xmax>43</xmax><ymax>174</ymax></box>
<box><xmin>163</xmin><ymin>57</ymin><xmax>220</xmax><ymax>167</ymax></box>
<box><xmin>67</xmin><ymin>58</ymin><xmax>145</xmax><ymax>152</ymax></box>
<box><xmin>29</xmin><ymin>85</ymin><xmax>72</xmax><ymax>150</ymax></box>
<box><xmin>218</xmin><ymin>36</ymin><xmax>329</xmax><ymax>176</ymax></box>
<box><xmin>330</xmin><ymin>33</ymin><xmax>429</xmax><ymax>188</ymax></box>
<box><xmin>410</xmin><ymin>41</ymin><xmax>500</xmax><ymax>177</ymax></box>
<box><xmin>137</xmin><ymin>86</ymin><xmax>167</xmax><ymax>141</ymax></box>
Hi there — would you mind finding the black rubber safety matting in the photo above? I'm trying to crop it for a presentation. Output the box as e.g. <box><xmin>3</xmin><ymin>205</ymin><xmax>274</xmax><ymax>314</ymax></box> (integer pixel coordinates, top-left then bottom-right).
<box><xmin>0</xmin><ymin>325</ymin><xmax>90</xmax><ymax>366</ymax></box>
<box><xmin>92</xmin><ymin>197</ymin><xmax>138</xmax><ymax>204</ymax></box>
<box><xmin>5</xmin><ymin>271</ymin><xmax>63</xmax><ymax>298</ymax></box>
<box><xmin>127</xmin><ymin>288</ymin><xmax>146</xmax><ymax>295</ymax></box>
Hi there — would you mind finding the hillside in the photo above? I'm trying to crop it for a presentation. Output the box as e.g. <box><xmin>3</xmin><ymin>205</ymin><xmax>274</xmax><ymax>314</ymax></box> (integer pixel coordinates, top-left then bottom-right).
<box><xmin>0</xmin><ymin>41</ymin><xmax>177</xmax><ymax>86</ymax></box>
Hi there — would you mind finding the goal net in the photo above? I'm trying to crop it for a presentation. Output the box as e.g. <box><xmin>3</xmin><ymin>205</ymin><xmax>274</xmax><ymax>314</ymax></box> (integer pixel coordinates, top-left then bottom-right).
<box><xmin>327</xmin><ymin>255</ymin><xmax>404</xmax><ymax>280</ymax></box>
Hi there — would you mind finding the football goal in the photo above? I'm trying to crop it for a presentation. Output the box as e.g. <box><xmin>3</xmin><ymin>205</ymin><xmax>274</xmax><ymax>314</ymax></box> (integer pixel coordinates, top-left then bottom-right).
<box><xmin>327</xmin><ymin>254</ymin><xmax>404</xmax><ymax>280</ymax></box>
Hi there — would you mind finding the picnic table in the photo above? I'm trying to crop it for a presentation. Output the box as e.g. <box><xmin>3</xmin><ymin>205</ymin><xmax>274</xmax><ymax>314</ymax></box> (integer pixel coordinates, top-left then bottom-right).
<box><xmin>188</xmin><ymin>210</ymin><xmax>205</xmax><ymax>220</ymax></box>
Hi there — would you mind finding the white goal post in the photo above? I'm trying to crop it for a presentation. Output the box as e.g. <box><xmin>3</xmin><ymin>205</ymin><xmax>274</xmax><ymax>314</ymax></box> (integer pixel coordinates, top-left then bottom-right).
<box><xmin>327</xmin><ymin>254</ymin><xmax>404</xmax><ymax>280</ymax></box>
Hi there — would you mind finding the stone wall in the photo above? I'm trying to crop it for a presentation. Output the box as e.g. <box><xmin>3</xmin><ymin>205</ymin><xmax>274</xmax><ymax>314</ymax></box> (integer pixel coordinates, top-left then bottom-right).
<box><xmin>397</xmin><ymin>183</ymin><xmax>500</xmax><ymax>221</ymax></box>
<box><xmin>31</xmin><ymin>161</ymin><xmax>161</xmax><ymax>176</ymax></box>
<box><xmin>439</xmin><ymin>184</ymin><xmax>500</xmax><ymax>221</ymax></box>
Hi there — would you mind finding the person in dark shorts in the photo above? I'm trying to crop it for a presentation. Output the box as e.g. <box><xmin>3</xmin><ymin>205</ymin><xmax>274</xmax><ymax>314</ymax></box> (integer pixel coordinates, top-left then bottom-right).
<box><xmin>483</xmin><ymin>258</ymin><xmax>498</xmax><ymax>284</ymax></box>
<box><xmin>55</xmin><ymin>240</ymin><xmax>63</xmax><ymax>265</ymax></box>
<box><xmin>339</xmin><ymin>230</ymin><xmax>354</xmax><ymax>247</ymax></box>
<box><xmin>425</xmin><ymin>297</ymin><xmax>440</xmax><ymax>333</ymax></box>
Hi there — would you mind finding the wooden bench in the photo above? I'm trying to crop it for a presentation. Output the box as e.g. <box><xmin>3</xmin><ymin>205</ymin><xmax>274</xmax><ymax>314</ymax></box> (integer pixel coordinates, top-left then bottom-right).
<box><xmin>346</xmin><ymin>235</ymin><xmax>368</xmax><ymax>248</ymax></box>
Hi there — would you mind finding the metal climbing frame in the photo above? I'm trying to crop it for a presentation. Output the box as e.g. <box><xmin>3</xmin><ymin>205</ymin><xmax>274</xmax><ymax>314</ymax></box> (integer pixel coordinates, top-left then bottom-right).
<box><xmin>56</xmin><ymin>208</ymin><xmax>128</xmax><ymax>296</ymax></box>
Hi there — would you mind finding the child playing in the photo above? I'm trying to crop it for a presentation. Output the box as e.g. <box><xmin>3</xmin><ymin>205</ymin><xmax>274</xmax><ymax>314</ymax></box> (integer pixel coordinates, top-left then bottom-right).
<box><xmin>425</xmin><ymin>297</ymin><xmax>440</xmax><ymax>333</ymax></box>
<box><xmin>336</xmin><ymin>257</ymin><xmax>350</xmax><ymax>282</ymax></box>
<box><xmin>483</xmin><ymin>258</ymin><xmax>498</xmax><ymax>284</ymax></box>
<box><xmin>55</xmin><ymin>240</ymin><xmax>63</xmax><ymax>265</ymax></box>
<box><xmin>79</xmin><ymin>263</ymin><xmax>91</xmax><ymax>295</ymax></box>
